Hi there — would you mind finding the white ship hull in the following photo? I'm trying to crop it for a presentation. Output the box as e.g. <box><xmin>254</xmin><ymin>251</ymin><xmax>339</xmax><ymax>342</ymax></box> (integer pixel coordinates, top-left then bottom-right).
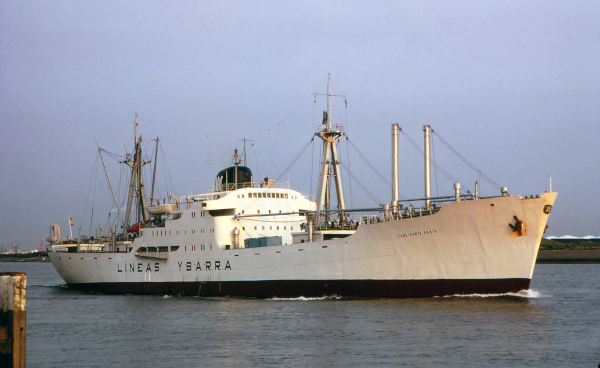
<box><xmin>48</xmin><ymin>192</ymin><xmax>556</xmax><ymax>298</ymax></box>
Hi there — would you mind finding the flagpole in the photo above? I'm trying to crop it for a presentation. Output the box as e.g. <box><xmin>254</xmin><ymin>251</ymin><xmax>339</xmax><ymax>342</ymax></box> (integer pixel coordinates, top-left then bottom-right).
<box><xmin>69</xmin><ymin>217</ymin><xmax>73</xmax><ymax>239</ymax></box>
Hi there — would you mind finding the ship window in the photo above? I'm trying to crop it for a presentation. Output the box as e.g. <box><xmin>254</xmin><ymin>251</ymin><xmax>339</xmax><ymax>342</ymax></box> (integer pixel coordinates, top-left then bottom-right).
<box><xmin>254</xmin><ymin>226</ymin><xmax>257</xmax><ymax>230</ymax></box>
<box><xmin>269</xmin><ymin>210</ymin><xmax>271</xmax><ymax>214</ymax></box>
<box><xmin>242</xmin><ymin>227</ymin><xmax>245</xmax><ymax>230</ymax></box>
<box><xmin>210</xmin><ymin>243</ymin><xmax>213</xmax><ymax>250</ymax></box>
<box><xmin>276</xmin><ymin>193</ymin><xmax>280</xmax><ymax>198</ymax></box>
<box><xmin>169</xmin><ymin>230</ymin><xmax>171</xmax><ymax>235</ymax></box>
<box><xmin>242</xmin><ymin>194</ymin><xmax>244</xmax><ymax>198</ymax></box>
<box><xmin>270</xmin><ymin>226</ymin><xmax>272</xmax><ymax>230</ymax></box>
<box><xmin>185</xmin><ymin>246</ymin><xmax>187</xmax><ymax>251</ymax></box>
<box><xmin>242</xmin><ymin>210</ymin><xmax>245</xmax><ymax>214</ymax></box>
<box><xmin>257</xmin><ymin>210</ymin><xmax>260</xmax><ymax>214</ymax></box>
<box><xmin>237</xmin><ymin>195</ymin><xmax>240</xmax><ymax>198</ymax></box>
<box><xmin>277</xmin><ymin>226</ymin><xmax>279</xmax><ymax>230</ymax></box>
<box><xmin>262</xmin><ymin>226</ymin><xmax>265</xmax><ymax>230</ymax></box>
<box><xmin>285</xmin><ymin>194</ymin><xmax>288</xmax><ymax>199</ymax></box>
<box><xmin>291</xmin><ymin>227</ymin><xmax>294</xmax><ymax>231</ymax></box>
<box><xmin>284</xmin><ymin>226</ymin><xmax>286</xmax><ymax>230</ymax></box>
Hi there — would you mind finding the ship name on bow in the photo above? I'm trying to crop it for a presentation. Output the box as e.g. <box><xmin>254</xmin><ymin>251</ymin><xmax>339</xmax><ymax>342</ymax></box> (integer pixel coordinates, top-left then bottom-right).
<box><xmin>398</xmin><ymin>229</ymin><xmax>438</xmax><ymax>238</ymax></box>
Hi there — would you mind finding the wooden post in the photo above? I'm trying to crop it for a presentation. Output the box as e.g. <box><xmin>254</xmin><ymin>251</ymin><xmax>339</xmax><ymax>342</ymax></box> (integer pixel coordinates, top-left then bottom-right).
<box><xmin>0</xmin><ymin>272</ymin><xmax>26</xmax><ymax>368</ymax></box>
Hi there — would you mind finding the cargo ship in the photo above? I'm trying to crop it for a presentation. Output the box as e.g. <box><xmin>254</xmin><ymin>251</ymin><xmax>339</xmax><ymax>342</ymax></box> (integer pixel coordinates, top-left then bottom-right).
<box><xmin>46</xmin><ymin>76</ymin><xmax>556</xmax><ymax>298</ymax></box>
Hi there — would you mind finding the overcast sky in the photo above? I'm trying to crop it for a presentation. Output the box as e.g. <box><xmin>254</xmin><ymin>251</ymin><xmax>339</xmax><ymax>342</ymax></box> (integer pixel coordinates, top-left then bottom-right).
<box><xmin>1</xmin><ymin>1</ymin><xmax>598</xmax><ymax>251</ymax></box>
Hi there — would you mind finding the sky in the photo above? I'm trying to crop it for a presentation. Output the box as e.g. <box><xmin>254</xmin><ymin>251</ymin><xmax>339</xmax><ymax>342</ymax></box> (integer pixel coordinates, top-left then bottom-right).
<box><xmin>0</xmin><ymin>1</ymin><xmax>598</xmax><ymax>251</ymax></box>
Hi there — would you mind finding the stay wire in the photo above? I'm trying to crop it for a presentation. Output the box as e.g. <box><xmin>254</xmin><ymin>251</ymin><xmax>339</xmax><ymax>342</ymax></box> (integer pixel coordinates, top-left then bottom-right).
<box><xmin>275</xmin><ymin>137</ymin><xmax>315</xmax><ymax>183</ymax></box>
<box><xmin>400</xmin><ymin>128</ymin><xmax>470</xmax><ymax>193</ymax></box>
<box><xmin>346</xmin><ymin>136</ymin><xmax>409</xmax><ymax>202</ymax></box>
<box><xmin>432</xmin><ymin>135</ymin><xmax>439</xmax><ymax>197</ymax></box>
<box><xmin>346</xmin><ymin>137</ymin><xmax>392</xmax><ymax>188</ymax></box>
<box><xmin>81</xmin><ymin>151</ymin><xmax>100</xmax><ymax>237</ymax></box>
<box><xmin>339</xmin><ymin>161</ymin><xmax>381</xmax><ymax>205</ymax></box>
<box><xmin>431</xmin><ymin>129</ymin><xmax>501</xmax><ymax>190</ymax></box>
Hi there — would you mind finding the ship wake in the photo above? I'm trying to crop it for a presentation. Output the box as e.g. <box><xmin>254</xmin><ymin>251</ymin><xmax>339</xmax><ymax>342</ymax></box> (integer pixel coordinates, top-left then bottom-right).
<box><xmin>269</xmin><ymin>296</ymin><xmax>342</xmax><ymax>301</ymax></box>
<box><xmin>440</xmin><ymin>289</ymin><xmax>549</xmax><ymax>298</ymax></box>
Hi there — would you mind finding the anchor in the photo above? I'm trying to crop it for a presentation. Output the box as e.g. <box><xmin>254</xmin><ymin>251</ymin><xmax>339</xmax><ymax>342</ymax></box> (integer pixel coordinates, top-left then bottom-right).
<box><xmin>509</xmin><ymin>215</ymin><xmax>525</xmax><ymax>236</ymax></box>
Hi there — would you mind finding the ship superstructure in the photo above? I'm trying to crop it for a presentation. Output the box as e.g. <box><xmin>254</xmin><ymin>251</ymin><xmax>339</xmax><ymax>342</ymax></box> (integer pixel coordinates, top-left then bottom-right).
<box><xmin>46</xmin><ymin>76</ymin><xmax>556</xmax><ymax>298</ymax></box>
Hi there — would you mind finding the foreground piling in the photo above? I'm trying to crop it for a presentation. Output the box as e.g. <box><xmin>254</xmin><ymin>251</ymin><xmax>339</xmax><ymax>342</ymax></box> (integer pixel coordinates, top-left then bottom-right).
<box><xmin>0</xmin><ymin>272</ymin><xmax>26</xmax><ymax>368</ymax></box>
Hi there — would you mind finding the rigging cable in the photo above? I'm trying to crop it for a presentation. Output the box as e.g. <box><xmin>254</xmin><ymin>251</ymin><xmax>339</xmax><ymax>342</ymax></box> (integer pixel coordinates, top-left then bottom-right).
<box><xmin>159</xmin><ymin>140</ymin><xmax>177</xmax><ymax>200</ymax></box>
<box><xmin>240</xmin><ymin>137</ymin><xmax>315</xmax><ymax>214</ymax></box>
<box><xmin>275</xmin><ymin>137</ymin><xmax>314</xmax><ymax>183</ymax></box>
<box><xmin>82</xmin><ymin>151</ymin><xmax>100</xmax><ymax>237</ymax></box>
<box><xmin>346</xmin><ymin>136</ymin><xmax>410</xmax><ymax>202</ymax></box>
<box><xmin>339</xmin><ymin>161</ymin><xmax>381</xmax><ymax>205</ymax></box>
<box><xmin>399</xmin><ymin>128</ymin><xmax>470</xmax><ymax>193</ymax></box>
<box><xmin>346</xmin><ymin>137</ymin><xmax>391</xmax><ymax>188</ymax></box>
<box><xmin>432</xmin><ymin>134</ymin><xmax>439</xmax><ymax>197</ymax></box>
<box><xmin>430</xmin><ymin>129</ymin><xmax>501</xmax><ymax>190</ymax></box>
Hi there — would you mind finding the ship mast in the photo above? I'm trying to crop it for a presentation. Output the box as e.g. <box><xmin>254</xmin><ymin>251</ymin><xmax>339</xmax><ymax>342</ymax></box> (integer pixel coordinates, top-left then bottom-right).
<box><xmin>315</xmin><ymin>74</ymin><xmax>346</xmax><ymax>225</ymax></box>
<box><xmin>123</xmin><ymin>113</ymin><xmax>150</xmax><ymax>232</ymax></box>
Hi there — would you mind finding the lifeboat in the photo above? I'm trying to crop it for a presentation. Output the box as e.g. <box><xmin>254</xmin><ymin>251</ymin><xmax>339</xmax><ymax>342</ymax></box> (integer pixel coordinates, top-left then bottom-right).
<box><xmin>128</xmin><ymin>220</ymin><xmax>151</xmax><ymax>233</ymax></box>
<box><xmin>146</xmin><ymin>203</ymin><xmax>176</xmax><ymax>216</ymax></box>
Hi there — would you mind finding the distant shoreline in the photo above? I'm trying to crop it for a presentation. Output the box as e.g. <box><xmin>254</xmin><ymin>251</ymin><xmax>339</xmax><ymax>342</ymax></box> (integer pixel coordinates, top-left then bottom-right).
<box><xmin>0</xmin><ymin>252</ymin><xmax>50</xmax><ymax>262</ymax></box>
<box><xmin>536</xmin><ymin>250</ymin><xmax>600</xmax><ymax>264</ymax></box>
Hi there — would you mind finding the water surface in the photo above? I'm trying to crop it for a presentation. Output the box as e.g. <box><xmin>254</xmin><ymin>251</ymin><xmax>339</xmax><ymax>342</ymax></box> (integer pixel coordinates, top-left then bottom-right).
<box><xmin>1</xmin><ymin>262</ymin><xmax>598</xmax><ymax>367</ymax></box>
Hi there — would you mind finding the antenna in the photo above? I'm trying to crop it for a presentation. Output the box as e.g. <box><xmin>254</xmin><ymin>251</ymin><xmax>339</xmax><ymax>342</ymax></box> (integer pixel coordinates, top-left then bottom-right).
<box><xmin>238</xmin><ymin>139</ymin><xmax>254</xmax><ymax>167</ymax></box>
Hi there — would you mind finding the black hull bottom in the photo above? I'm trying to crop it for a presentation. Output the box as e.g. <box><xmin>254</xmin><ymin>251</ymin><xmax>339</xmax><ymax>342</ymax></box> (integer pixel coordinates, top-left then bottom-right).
<box><xmin>66</xmin><ymin>278</ymin><xmax>532</xmax><ymax>298</ymax></box>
